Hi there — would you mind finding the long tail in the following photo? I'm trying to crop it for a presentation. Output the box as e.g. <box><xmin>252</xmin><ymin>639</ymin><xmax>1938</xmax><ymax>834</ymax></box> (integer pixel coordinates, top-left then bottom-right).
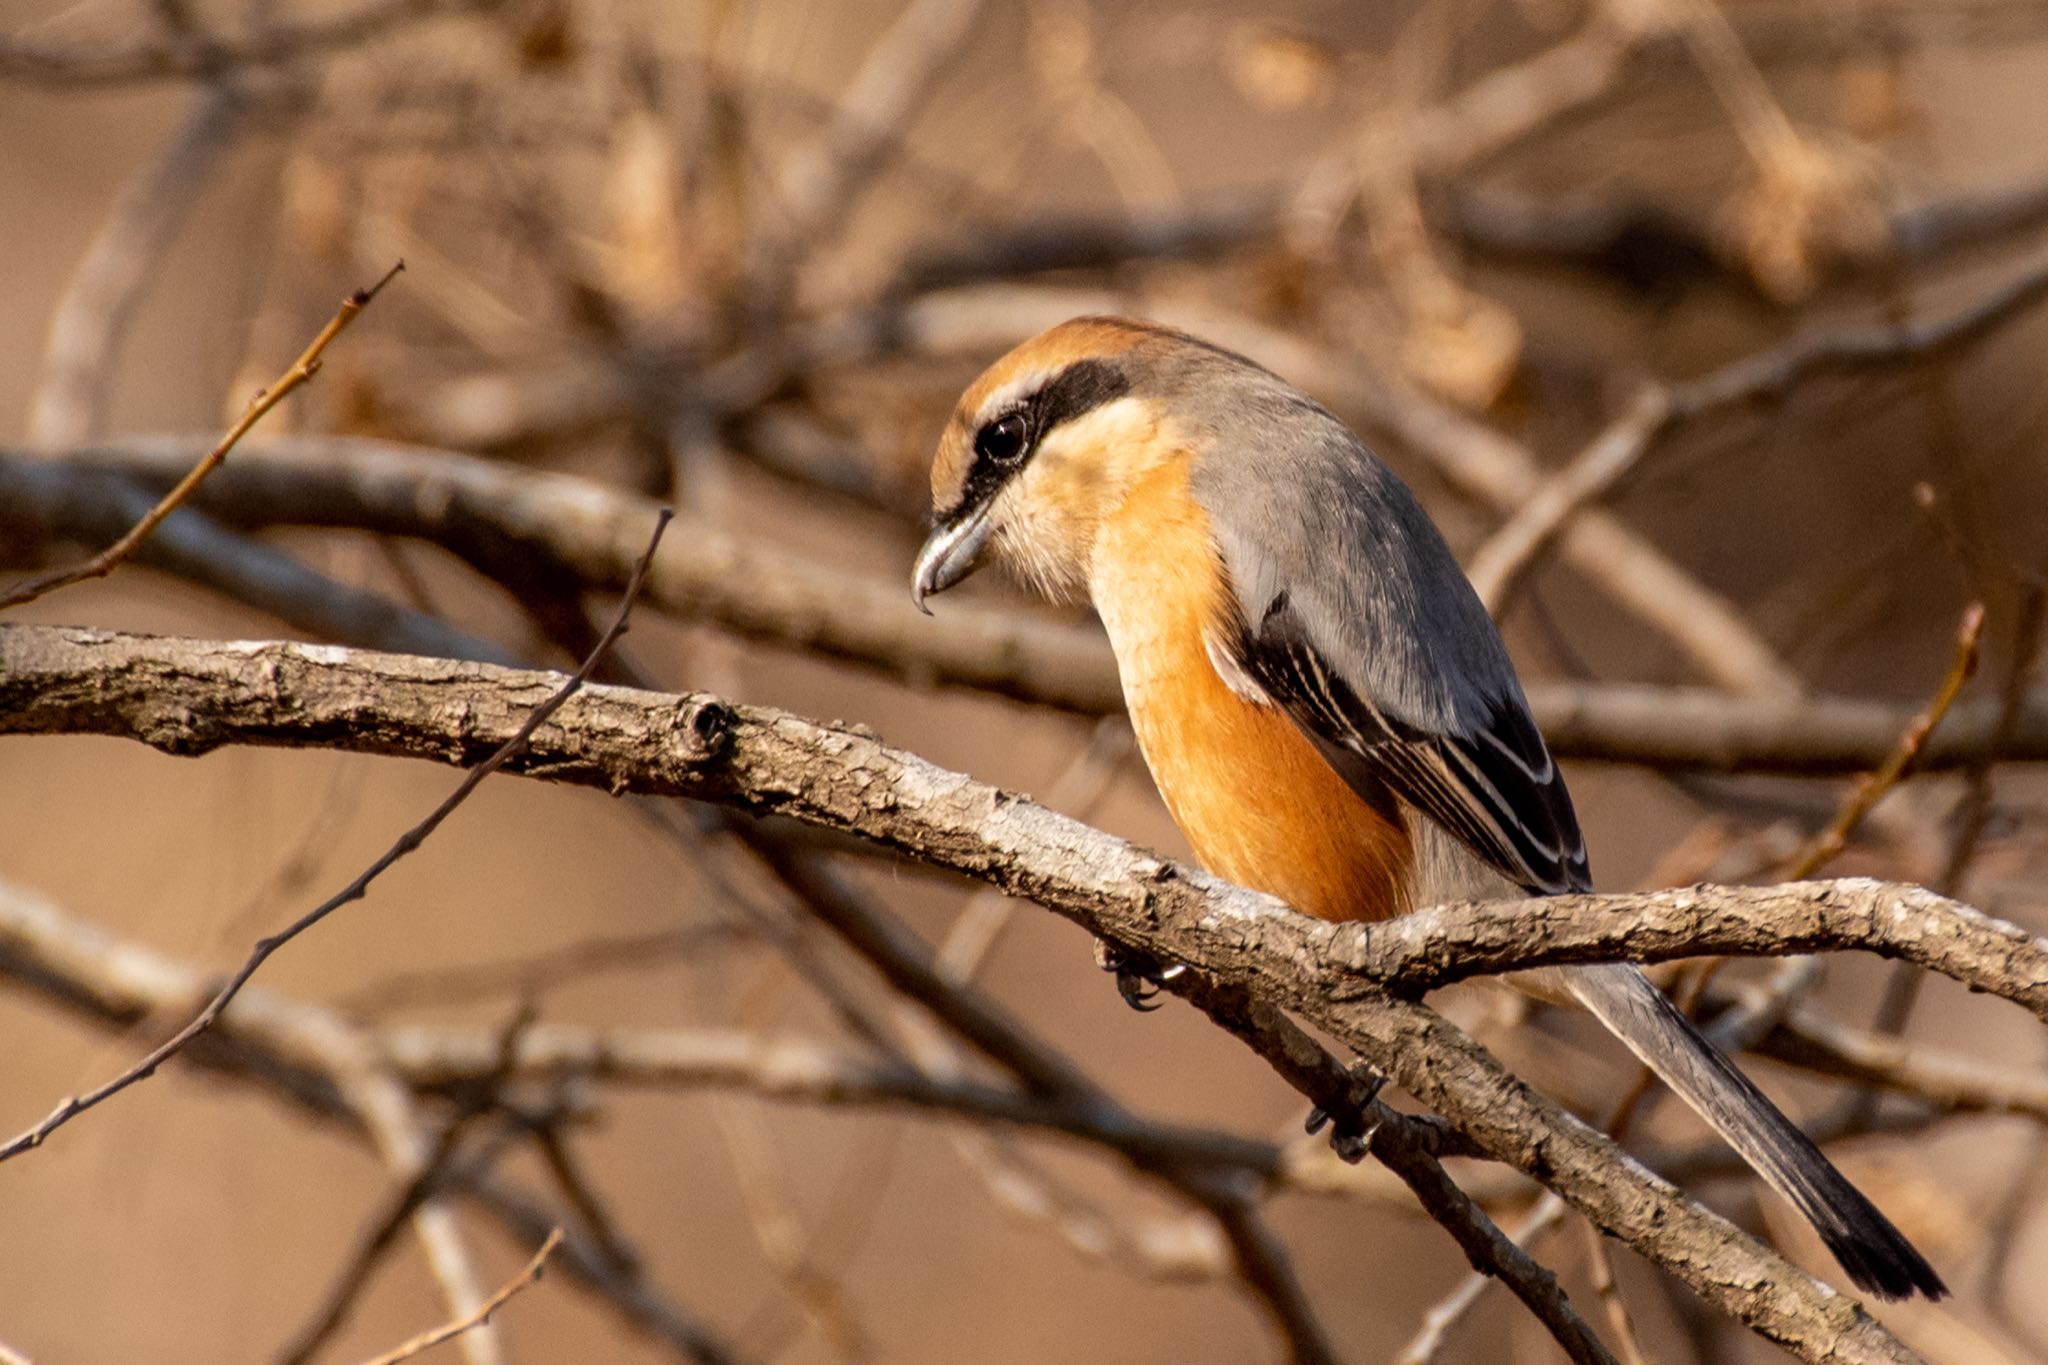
<box><xmin>1564</xmin><ymin>962</ymin><xmax>1946</xmax><ymax>1300</ymax></box>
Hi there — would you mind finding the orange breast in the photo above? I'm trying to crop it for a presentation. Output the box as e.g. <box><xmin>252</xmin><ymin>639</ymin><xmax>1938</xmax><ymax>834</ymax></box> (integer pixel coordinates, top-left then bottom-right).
<box><xmin>1090</xmin><ymin>460</ymin><xmax>1412</xmax><ymax>923</ymax></box>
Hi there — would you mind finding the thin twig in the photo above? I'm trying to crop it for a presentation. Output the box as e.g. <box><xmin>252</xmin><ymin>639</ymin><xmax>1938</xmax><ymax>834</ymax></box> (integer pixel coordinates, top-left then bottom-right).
<box><xmin>276</xmin><ymin>1006</ymin><xmax>541</xmax><ymax>1365</ymax></box>
<box><xmin>1</xmin><ymin>261</ymin><xmax>405</xmax><ymax>611</ymax></box>
<box><xmin>1395</xmin><ymin>1194</ymin><xmax>1568</xmax><ymax>1365</ymax></box>
<box><xmin>1662</xmin><ymin>600</ymin><xmax>1989</xmax><ymax>1050</ymax></box>
<box><xmin>1783</xmin><ymin>601</ymin><xmax>1987</xmax><ymax>881</ymax></box>
<box><xmin>458</xmin><ymin>1177</ymin><xmax>735</xmax><ymax>1363</ymax></box>
<box><xmin>1577</xmin><ymin>1218</ymin><xmax>1654</xmax><ymax>1365</ymax></box>
<box><xmin>0</xmin><ymin>507</ymin><xmax>670</xmax><ymax>1162</ymax></box>
<box><xmin>1937</xmin><ymin>583</ymin><xmax>2047</xmax><ymax>895</ymax></box>
<box><xmin>352</xmin><ymin>1227</ymin><xmax>563</xmax><ymax>1365</ymax></box>
<box><xmin>1865</xmin><ymin>581</ymin><xmax>2048</xmax><ymax>1037</ymax></box>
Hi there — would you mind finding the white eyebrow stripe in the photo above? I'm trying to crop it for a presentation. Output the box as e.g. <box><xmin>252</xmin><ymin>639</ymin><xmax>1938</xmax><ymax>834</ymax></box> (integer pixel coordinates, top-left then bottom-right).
<box><xmin>973</xmin><ymin>368</ymin><xmax>1060</xmax><ymax>427</ymax></box>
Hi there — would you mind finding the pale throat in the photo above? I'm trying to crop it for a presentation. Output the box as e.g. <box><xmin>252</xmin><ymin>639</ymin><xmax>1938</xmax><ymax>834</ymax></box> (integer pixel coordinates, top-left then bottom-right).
<box><xmin>994</xmin><ymin>396</ymin><xmax>1170</xmax><ymax>600</ymax></box>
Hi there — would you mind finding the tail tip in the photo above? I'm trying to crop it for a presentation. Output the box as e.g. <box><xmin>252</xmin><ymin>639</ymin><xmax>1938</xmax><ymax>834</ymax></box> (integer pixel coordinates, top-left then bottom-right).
<box><xmin>1832</xmin><ymin>1230</ymin><xmax>1947</xmax><ymax>1302</ymax></box>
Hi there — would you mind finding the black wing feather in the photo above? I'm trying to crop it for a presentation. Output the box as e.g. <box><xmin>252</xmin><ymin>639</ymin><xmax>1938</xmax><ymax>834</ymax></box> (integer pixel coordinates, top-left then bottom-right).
<box><xmin>1227</xmin><ymin>603</ymin><xmax>1591</xmax><ymax>897</ymax></box>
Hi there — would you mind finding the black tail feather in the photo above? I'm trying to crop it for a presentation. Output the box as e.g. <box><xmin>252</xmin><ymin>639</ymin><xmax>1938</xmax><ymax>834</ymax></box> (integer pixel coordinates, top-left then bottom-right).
<box><xmin>1566</xmin><ymin>963</ymin><xmax>1946</xmax><ymax>1300</ymax></box>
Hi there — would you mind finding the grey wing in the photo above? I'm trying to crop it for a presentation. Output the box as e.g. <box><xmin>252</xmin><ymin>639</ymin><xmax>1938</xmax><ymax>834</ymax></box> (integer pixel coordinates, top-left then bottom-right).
<box><xmin>1188</xmin><ymin>385</ymin><xmax>1590</xmax><ymax>897</ymax></box>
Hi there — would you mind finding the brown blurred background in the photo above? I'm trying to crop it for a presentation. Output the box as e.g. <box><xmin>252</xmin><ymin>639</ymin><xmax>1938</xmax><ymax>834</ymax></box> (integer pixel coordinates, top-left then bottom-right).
<box><xmin>4</xmin><ymin>1</ymin><xmax>2048</xmax><ymax>1361</ymax></box>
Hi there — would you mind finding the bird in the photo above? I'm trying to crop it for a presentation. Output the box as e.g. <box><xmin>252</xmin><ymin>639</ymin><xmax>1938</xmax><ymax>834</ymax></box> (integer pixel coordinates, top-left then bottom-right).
<box><xmin>910</xmin><ymin>314</ymin><xmax>1945</xmax><ymax>1301</ymax></box>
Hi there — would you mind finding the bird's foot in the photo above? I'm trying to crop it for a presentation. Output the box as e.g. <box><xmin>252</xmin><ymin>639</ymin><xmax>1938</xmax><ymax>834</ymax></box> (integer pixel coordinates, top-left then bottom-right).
<box><xmin>1303</xmin><ymin>1062</ymin><xmax>1387</xmax><ymax>1163</ymax></box>
<box><xmin>1093</xmin><ymin>938</ymin><xmax>1185</xmax><ymax>1012</ymax></box>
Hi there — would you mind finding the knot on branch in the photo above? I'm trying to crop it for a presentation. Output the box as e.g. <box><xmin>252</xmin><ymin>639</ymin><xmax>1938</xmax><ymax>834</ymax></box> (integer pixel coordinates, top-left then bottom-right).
<box><xmin>675</xmin><ymin>697</ymin><xmax>736</xmax><ymax>763</ymax></box>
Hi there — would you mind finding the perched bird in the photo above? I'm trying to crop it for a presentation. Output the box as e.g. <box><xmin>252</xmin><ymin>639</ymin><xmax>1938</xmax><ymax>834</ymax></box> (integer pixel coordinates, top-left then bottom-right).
<box><xmin>911</xmin><ymin>315</ymin><xmax>1945</xmax><ymax>1300</ymax></box>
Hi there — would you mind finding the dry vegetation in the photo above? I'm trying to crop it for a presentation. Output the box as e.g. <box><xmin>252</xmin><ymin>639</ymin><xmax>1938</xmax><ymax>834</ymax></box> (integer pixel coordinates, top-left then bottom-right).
<box><xmin>3</xmin><ymin>1</ymin><xmax>2048</xmax><ymax>1362</ymax></box>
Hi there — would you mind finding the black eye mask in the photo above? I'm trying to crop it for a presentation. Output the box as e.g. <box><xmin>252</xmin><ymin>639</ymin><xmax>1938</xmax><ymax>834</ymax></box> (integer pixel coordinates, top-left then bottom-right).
<box><xmin>941</xmin><ymin>357</ymin><xmax>1132</xmax><ymax>525</ymax></box>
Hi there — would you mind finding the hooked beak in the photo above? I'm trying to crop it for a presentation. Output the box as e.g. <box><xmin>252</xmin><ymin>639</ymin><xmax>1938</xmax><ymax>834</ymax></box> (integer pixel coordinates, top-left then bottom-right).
<box><xmin>912</xmin><ymin>504</ymin><xmax>995</xmax><ymax>614</ymax></box>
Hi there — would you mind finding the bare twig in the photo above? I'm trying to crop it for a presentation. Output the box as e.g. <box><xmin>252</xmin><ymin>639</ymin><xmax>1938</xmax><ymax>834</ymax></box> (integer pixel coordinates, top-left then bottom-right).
<box><xmin>1938</xmin><ymin>583</ymin><xmax>2047</xmax><ymax>896</ymax></box>
<box><xmin>352</xmin><ymin>1227</ymin><xmax>562</xmax><ymax>1365</ymax></box>
<box><xmin>0</xmin><ymin>509</ymin><xmax>667</xmax><ymax>1161</ymax></box>
<box><xmin>1860</xmin><ymin>580</ymin><xmax>2048</xmax><ymax>1046</ymax></box>
<box><xmin>1395</xmin><ymin>1195</ymin><xmax>1569</xmax><ymax>1365</ymax></box>
<box><xmin>1782</xmin><ymin>601</ymin><xmax>1986</xmax><ymax>881</ymax></box>
<box><xmin>277</xmin><ymin>1007</ymin><xmax>540</xmax><ymax>1365</ymax></box>
<box><xmin>2</xmin><ymin>262</ymin><xmax>405</xmax><ymax>612</ymax></box>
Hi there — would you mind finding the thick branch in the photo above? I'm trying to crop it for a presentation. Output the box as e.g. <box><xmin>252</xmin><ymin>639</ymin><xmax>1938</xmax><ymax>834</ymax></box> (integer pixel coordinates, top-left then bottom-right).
<box><xmin>0</xmin><ymin>625</ymin><xmax>1961</xmax><ymax>1361</ymax></box>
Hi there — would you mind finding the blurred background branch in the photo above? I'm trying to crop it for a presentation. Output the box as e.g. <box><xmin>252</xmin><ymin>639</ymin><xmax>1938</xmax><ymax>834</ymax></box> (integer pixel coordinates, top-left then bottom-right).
<box><xmin>5</xmin><ymin>0</ymin><xmax>2048</xmax><ymax>1361</ymax></box>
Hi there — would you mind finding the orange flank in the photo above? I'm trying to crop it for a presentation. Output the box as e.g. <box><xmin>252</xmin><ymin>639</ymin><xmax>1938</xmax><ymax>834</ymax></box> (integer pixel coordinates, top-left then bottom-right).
<box><xmin>1090</xmin><ymin>459</ymin><xmax>1413</xmax><ymax>922</ymax></box>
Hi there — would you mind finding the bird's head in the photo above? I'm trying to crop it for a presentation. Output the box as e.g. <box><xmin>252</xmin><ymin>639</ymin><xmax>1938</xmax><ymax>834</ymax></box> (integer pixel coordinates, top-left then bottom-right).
<box><xmin>913</xmin><ymin>316</ymin><xmax>1188</xmax><ymax>610</ymax></box>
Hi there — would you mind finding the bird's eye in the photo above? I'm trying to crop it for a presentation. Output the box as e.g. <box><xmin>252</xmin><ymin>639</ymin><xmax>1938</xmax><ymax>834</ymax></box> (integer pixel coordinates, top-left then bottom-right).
<box><xmin>975</xmin><ymin>412</ymin><xmax>1029</xmax><ymax>465</ymax></box>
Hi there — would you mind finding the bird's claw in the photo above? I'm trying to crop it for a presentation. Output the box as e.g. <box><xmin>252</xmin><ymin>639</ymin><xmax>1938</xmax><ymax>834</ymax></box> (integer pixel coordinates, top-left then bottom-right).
<box><xmin>1094</xmin><ymin>939</ymin><xmax>1185</xmax><ymax>1013</ymax></box>
<box><xmin>1119</xmin><ymin>971</ymin><xmax>1164</xmax><ymax>1011</ymax></box>
<box><xmin>1304</xmin><ymin>1062</ymin><xmax>1387</xmax><ymax>1163</ymax></box>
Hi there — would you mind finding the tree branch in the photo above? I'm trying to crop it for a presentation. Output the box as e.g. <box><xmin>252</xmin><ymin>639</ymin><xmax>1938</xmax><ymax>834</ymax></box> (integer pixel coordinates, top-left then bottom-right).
<box><xmin>354</xmin><ymin>1227</ymin><xmax>560</xmax><ymax>1365</ymax></box>
<box><xmin>1336</xmin><ymin>882</ymin><xmax>2048</xmax><ymax>1016</ymax></box>
<box><xmin>0</xmin><ymin>624</ymin><xmax>1965</xmax><ymax>1361</ymax></box>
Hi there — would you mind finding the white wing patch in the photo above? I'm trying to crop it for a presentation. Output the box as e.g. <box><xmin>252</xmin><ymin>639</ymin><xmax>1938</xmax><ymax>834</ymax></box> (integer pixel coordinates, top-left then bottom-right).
<box><xmin>1204</xmin><ymin>629</ymin><xmax>1274</xmax><ymax>705</ymax></box>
